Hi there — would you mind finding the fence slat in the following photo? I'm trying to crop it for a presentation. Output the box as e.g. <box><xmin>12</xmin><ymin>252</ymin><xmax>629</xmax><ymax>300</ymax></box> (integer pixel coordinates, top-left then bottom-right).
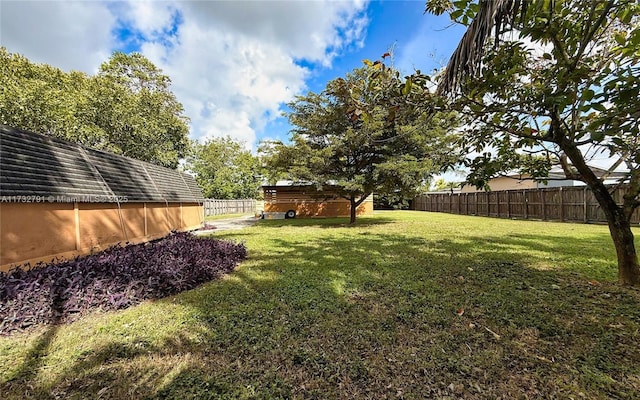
<box><xmin>413</xmin><ymin>185</ymin><xmax>640</xmax><ymax>225</ymax></box>
<box><xmin>202</xmin><ymin>199</ymin><xmax>256</xmax><ymax>217</ymax></box>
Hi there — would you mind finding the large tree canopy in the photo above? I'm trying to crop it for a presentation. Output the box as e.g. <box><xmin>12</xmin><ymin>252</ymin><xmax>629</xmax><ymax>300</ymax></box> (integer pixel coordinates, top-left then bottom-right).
<box><xmin>262</xmin><ymin>65</ymin><xmax>459</xmax><ymax>224</ymax></box>
<box><xmin>425</xmin><ymin>0</ymin><xmax>640</xmax><ymax>284</ymax></box>
<box><xmin>187</xmin><ymin>137</ymin><xmax>262</xmax><ymax>200</ymax></box>
<box><xmin>0</xmin><ymin>48</ymin><xmax>189</xmax><ymax>168</ymax></box>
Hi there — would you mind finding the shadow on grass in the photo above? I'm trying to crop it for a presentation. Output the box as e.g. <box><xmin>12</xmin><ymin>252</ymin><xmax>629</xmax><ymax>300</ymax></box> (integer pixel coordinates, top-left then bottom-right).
<box><xmin>255</xmin><ymin>215</ymin><xmax>397</xmax><ymax>229</ymax></box>
<box><xmin>3</xmin><ymin>325</ymin><xmax>60</xmax><ymax>389</ymax></box>
<box><xmin>2</xmin><ymin>218</ymin><xmax>640</xmax><ymax>399</ymax></box>
<box><xmin>2</xmin><ymin>283</ymin><xmax>67</xmax><ymax>395</ymax></box>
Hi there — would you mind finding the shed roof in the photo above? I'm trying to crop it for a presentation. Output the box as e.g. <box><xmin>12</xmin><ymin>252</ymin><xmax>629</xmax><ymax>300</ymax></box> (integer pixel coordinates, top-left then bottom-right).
<box><xmin>0</xmin><ymin>125</ymin><xmax>204</xmax><ymax>203</ymax></box>
<box><xmin>261</xmin><ymin>180</ymin><xmax>338</xmax><ymax>189</ymax></box>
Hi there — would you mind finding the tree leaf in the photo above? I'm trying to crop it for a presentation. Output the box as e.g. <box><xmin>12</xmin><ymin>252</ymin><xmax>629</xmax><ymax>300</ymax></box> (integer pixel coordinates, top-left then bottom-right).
<box><xmin>450</xmin><ymin>9</ymin><xmax>464</xmax><ymax>20</ymax></box>
<box><xmin>581</xmin><ymin>89</ymin><xmax>595</xmax><ymax>102</ymax></box>
<box><xmin>402</xmin><ymin>79</ymin><xmax>413</xmax><ymax>96</ymax></box>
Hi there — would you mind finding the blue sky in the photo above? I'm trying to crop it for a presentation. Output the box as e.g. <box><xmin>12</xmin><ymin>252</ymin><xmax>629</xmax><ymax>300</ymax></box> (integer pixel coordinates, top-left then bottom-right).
<box><xmin>262</xmin><ymin>1</ymin><xmax>466</xmax><ymax>145</ymax></box>
<box><xmin>1</xmin><ymin>0</ymin><xmax>466</xmax><ymax>149</ymax></box>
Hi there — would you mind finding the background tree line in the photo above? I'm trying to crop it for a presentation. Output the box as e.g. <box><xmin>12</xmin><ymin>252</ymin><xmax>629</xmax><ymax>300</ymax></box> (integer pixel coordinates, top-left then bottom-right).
<box><xmin>0</xmin><ymin>47</ymin><xmax>261</xmax><ymax>199</ymax></box>
<box><xmin>0</xmin><ymin>48</ymin><xmax>190</xmax><ymax>168</ymax></box>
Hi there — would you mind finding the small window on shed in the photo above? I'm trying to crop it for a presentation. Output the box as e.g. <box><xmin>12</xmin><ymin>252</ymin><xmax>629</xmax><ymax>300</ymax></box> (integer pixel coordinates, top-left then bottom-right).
<box><xmin>265</xmin><ymin>189</ymin><xmax>277</xmax><ymax>202</ymax></box>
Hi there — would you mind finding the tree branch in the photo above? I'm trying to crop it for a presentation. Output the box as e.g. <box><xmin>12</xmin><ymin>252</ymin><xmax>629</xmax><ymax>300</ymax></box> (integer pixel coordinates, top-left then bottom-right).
<box><xmin>601</xmin><ymin>152</ymin><xmax>629</xmax><ymax>181</ymax></box>
<box><xmin>623</xmin><ymin>166</ymin><xmax>640</xmax><ymax>220</ymax></box>
<box><xmin>354</xmin><ymin>192</ymin><xmax>372</xmax><ymax>208</ymax></box>
<box><xmin>559</xmin><ymin>153</ymin><xmax>581</xmax><ymax>180</ymax></box>
<box><xmin>572</xmin><ymin>0</ymin><xmax>616</xmax><ymax>70</ymax></box>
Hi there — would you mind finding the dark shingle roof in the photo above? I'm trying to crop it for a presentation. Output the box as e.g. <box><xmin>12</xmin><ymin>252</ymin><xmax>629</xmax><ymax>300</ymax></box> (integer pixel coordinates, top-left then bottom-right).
<box><xmin>0</xmin><ymin>125</ymin><xmax>204</xmax><ymax>203</ymax></box>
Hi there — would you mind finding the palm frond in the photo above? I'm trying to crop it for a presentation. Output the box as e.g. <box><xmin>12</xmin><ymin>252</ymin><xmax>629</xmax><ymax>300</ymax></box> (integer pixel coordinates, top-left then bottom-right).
<box><xmin>437</xmin><ymin>0</ymin><xmax>530</xmax><ymax>96</ymax></box>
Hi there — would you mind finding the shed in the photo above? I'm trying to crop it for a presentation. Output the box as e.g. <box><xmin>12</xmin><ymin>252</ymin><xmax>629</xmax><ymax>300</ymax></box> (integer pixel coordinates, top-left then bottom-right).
<box><xmin>262</xmin><ymin>181</ymin><xmax>373</xmax><ymax>218</ymax></box>
<box><xmin>0</xmin><ymin>125</ymin><xmax>204</xmax><ymax>271</ymax></box>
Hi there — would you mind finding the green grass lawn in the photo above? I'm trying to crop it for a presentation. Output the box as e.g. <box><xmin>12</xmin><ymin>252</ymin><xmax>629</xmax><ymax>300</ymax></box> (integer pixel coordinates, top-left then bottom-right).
<box><xmin>2</xmin><ymin>211</ymin><xmax>640</xmax><ymax>399</ymax></box>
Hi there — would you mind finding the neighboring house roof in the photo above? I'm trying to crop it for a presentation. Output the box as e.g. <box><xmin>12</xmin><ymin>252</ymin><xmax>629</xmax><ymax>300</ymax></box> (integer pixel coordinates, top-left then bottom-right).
<box><xmin>262</xmin><ymin>180</ymin><xmax>345</xmax><ymax>189</ymax></box>
<box><xmin>262</xmin><ymin>180</ymin><xmax>301</xmax><ymax>187</ymax></box>
<box><xmin>499</xmin><ymin>165</ymin><xmax>628</xmax><ymax>181</ymax></box>
<box><xmin>0</xmin><ymin>125</ymin><xmax>204</xmax><ymax>203</ymax></box>
<box><xmin>432</xmin><ymin>163</ymin><xmax>629</xmax><ymax>193</ymax></box>
<box><xmin>262</xmin><ymin>180</ymin><xmax>319</xmax><ymax>187</ymax></box>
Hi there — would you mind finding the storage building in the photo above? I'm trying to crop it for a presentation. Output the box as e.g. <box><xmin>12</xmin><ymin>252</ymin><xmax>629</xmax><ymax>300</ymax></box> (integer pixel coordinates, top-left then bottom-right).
<box><xmin>262</xmin><ymin>181</ymin><xmax>373</xmax><ymax>218</ymax></box>
<box><xmin>0</xmin><ymin>125</ymin><xmax>204</xmax><ymax>271</ymax></box>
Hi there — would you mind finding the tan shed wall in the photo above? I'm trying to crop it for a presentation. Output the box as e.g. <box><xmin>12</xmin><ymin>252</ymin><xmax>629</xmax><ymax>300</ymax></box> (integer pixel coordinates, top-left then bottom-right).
<box><xmin>263</xmin><ymin>187</ymin><xmax>374</xmax><ymax>218</ymax></box>
<box><xmin>0</xmin><ymin>202</ymin><xmax>203</xmax><ymax>271</ymax></box>
<box><xmin>168</xmin><ymin>205</ymin><xmax>181</xmax><ymax>230</ymax></box>
<box><xmin>1</xmin><ymin>202</ymin><xmax>77</xmax><ymax>267</ymax></box>
<box><xmin>147</xmin><ymin>204</ymin><xmax>169</xmax><ymax>235</ymax></box>
<box><xmin>265</xmin><ymin>200</ymin><xmax>373</xmax><ymax>217</ymax></box>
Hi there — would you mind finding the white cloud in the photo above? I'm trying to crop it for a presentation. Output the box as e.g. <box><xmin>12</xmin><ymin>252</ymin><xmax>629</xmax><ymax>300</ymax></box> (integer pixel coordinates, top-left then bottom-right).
<box><xmin>0</xmin><ymin>0</ymin><xmax>115</xmax><ymax>73</ymax></box>
<box><xmin>0</xmin><ymin>0</ymin><xmax>369</xmax><ymax>148</ymax></box>
<box><xmin>182</xmin><ymin>0</ymin><xmax>368</xmax><ymax>65</ymax></box>
<box><xmin>118</xmin><ymin>0</ymin><xmax>179</xmax><ymax>40</ymax></box>
<box><xmin>130</xmin><ymin>0</ymin><xmax>369</xmax><ymax>146</ymax></box>
<box><xmin>139</xmin><ymin>18</ymin><xmax>308</xmax><ymax>148</ymax></box>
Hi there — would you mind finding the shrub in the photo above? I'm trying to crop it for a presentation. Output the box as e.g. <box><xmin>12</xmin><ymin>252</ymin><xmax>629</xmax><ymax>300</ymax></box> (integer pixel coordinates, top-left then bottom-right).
<box><xmin>0</xmin><ymin>231</ymin><xmax>246</xmax><ymax>335</ymax></box>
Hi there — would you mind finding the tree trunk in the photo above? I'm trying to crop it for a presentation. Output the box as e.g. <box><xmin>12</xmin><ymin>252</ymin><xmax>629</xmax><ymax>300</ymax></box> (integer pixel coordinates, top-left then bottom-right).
<box><xmin>562</xmin><ymin>142</ymin><xmax>640</xmax><ymax>285</ymax></box>
<box><xmin>581</xmin><ymin>181</ymin><xmax>640</xmax><ymax>285</ymax></box>
<box><xmin>346</xmin><ymin>192</ymin><xmax>371</xmax><ymax>225</ymax></box>
<box><xmin>604</xmin><ymin>205</ymin><xmax>640</xmax><ymax>285</ymax></box>
<box><xmin>349</xmin><ymin>197</ymin><xmax>357</xmax><ymax>224</ymax></box>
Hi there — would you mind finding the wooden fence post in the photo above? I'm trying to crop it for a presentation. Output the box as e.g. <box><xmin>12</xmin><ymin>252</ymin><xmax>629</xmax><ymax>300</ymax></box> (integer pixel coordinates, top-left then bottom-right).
<box><xmin>583</xmin><ymin>186</ymin><xmax>588</xmax><ymax>223</ymax></box>
<box><xmin>559</xmin><ymin>187</ymin><xmax>564</xmax><ymax>222</ymax></box>
<box><xmin>486</xmin><ymin>193</ymin><xmax>490</xmax><ymax>216</ymax></box>
<box><xmin>465</xmin><ymin>193</ymin><xmax>469</xmax><ymax>215</ymax></box>
<box><xmin>475</xmin><ymin>192</ymin><xmax>478</xmax><ymax>216</ymax></box>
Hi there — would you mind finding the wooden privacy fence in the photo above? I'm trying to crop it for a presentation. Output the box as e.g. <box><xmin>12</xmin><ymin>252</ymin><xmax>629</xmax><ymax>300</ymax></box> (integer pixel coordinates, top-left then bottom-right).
<box><xmin>203</xmin><ymin>199</ymin><xmax>256</xmax><ymax>216</ymax></box>
<box><xmin>413</xmin><ymin>185</ymin><xmax>640</xmax><ymax>224</ymax></box>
